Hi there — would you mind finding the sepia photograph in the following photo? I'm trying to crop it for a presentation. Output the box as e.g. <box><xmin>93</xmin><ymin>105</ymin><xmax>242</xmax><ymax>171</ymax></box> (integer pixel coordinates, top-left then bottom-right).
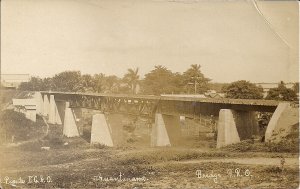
<box><xmin>0</xmin><ymin>0</ymin><xmax>299</xmax><ymax>188</ymax></box>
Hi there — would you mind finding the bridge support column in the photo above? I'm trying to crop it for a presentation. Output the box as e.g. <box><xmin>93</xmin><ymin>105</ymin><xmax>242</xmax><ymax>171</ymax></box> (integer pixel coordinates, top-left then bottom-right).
<box><xmin>217</xmin><ymin>109</ymin><xmax>259</xmax><ymax>148</ymax></box>
<box><xmin>151</xmin><ymin>113</ymin><xmax>181</xmax><ymax>147</ymax></box>
<box><xmin>34</xmin><ymin>92</ymin><xmax>44</xmax><ymax>115</ymax></box>
<box><xmin>49</xmin><ymin>95</ymin><xmax>62</xmax><ymax>125</ymax></box>
<box><xmin>90</xmin><ymin>114</ymin><xmax>113</xmax><ymax>146</ymax></box>
<box><xmin>43</xmin><ymin>94</ymin><xmax>50</xmax><ymax>117</ymax></box>
<box><xmin>217</xmin><ymin>109</ymin><xmax>240</xmax><ymax>148</ymax></box>
<box><xmin>234</xmin><ymin>111</ymin><xmax>258</xmax><ymax>140</ymax></box>
<box><xmin>63</xmin><ymin>102</ymin><xmax>80</xmax><ymax>137</ymax></box>
<box><xmin>106</xmin><ymin>114</ymin><xmax>124</xmax><ymax>146</ymax></box>
<box><xmin>265</xmin><ymin>103</ymin><xmax>292</xmax><ymax>142</ymax></box>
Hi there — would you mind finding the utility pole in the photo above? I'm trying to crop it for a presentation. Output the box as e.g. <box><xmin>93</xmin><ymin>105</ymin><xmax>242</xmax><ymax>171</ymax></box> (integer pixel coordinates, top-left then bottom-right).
<box><xmin>194</xmin><ymin>79</ymin><xmax>197</xmax><ymax>94</ymax></box>
<box><xmin>191</xmin><ymin>76</ymin><xmax>200</xmax><ymax>94</ymax></box>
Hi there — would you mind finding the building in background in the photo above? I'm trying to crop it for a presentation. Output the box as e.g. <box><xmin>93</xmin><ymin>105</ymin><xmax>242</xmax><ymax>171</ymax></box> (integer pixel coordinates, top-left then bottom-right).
<box><xmin>12</xmin><ymin>98</ymin><xmax>37</xmax><ymax>122</ymax></box>
<box><xmin>1</xmin><ymin>74</ymin><xmax>30</xmax><ymax>89</ymax></box>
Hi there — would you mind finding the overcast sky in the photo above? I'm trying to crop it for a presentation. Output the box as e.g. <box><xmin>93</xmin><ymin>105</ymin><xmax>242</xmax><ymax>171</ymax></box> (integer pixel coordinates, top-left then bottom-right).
<box><xmin>1</xmin><ymin>0</ymin><xmax>298</xmax><ymax>83</ymax></box>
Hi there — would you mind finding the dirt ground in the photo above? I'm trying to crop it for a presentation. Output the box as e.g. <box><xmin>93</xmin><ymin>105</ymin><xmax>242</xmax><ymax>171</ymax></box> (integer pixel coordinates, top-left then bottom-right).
<box><xmin>0</xmin><ymin>136</ymin><xmax>298</xmax><ymax>189</ymax></box>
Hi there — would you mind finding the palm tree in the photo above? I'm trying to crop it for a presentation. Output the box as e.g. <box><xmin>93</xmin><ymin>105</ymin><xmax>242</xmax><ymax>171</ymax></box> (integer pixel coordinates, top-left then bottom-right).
<box><xmin>190</xmin><ymin>64</ymin><xmax>202</xmax><ymax>77</ymax></box>
<box><xmin>183</xmin><ymin>64</ymin><xmax>210</xmax><ymax>94</ymax></box>
<box><xmin>123</xmin><ymin>68</ymin><xmax>140</xmax><ymax>94</ymax></box>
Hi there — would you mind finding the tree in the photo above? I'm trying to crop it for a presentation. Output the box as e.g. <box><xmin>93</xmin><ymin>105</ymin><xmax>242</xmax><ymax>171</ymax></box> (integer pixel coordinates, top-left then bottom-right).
<box><xmin>223</xmin><ymin>80</ymin><xmax>264</xmax><ymax>99</ymax></box>
<box><xmin>103</xmin><ymin>75</ymin><xmax>120</xmax><ymax>93</ymax></box>
<box><xmin>80</xmin><ymin>74</ymin><xmax>94</xmax><ymax>92</ymax></box>
<box><xmin>142</xmin><ymin>65</ymin><xmax>182</xmax><ymax>95</ymax></box>
<box><xmin>92</xmin><ymin>73</ymin><xmax>106</xmax><ymax>93</ymax></box>
<box><xmin>266</xmin><ymin>81</ymin><xmax>297</xmax><ymax>101</ymax></box>
<box><xmin>293</xmin><ymin>82</ymin><xmax>299</xmax><ymax>93</ymax></box>
<box><xmin>19</xmin><ymin>77</ymin><xmax>45</xmax><ymax>91</ymax></box>
<box><xmin>19</xmin><ymin>76</ymin><xmax>54</xmax><ymax>91</ymax></box>
<box><xmin>171</xmin><ymin>72</ymin><xmax>185</xmax><ymax>94</ymax></box>
<box><xmin>123</xmin><ymin>68</ymin><xmax>140</xmax><ymax>94</ymax></box>
<box><xmin>51</xmin><ymin>71</ymin><xmax>83</xmax><ymax>92</ymax></box>
<box><xmin>42</xmin><ymin>77</ymin><xmax>53</xmax><ymax>91</ymax></box>
<box><xmin>182</xmin><ymin>64</ymin><xmax>210</xmax><ymax>94</ymax></box>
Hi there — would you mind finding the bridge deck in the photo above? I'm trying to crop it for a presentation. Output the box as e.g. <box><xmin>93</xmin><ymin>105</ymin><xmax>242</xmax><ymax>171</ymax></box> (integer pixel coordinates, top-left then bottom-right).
<box><xmin>40</xmin><ymin>91</ymin><xmax>279</xmax><ymax>107</ymax></box>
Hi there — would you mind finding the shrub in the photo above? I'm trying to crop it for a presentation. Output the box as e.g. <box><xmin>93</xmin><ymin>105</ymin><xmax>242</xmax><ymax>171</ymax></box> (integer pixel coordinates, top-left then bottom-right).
<box><xmin>0</xmin><ymin>110</ymin><xmax>44</xmax><ymax>143</ymax></box>
<box><xmin>223</xmin><ymin>140</ymin><xmax>255</xmax><ymax>152</ymax></box>
<box><xmin>223</xmin><ymin>138</ymin><xmax>298</xmax><ymax>153</ymax></box>
<box><xmin>92</xmin><ymin>143</ymin><xmax>108</xmax><ymax>149</ymax></box>
<box><xmin>265</xmin><ymin>139</ymin><xmax>299</xmax><ymax>153</ymax></box>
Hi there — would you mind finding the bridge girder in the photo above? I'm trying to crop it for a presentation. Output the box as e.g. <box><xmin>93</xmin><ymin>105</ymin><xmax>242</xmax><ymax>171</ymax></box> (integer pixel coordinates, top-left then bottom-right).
<box><xmin>41</xmin><ymin>92</ymin><xmax>279</xmax><ymax>120</ymax></box>
<box><xmin>47</xmin><ymin>93</ymin><xmax>159</xmax><ymax>118</ymax></box>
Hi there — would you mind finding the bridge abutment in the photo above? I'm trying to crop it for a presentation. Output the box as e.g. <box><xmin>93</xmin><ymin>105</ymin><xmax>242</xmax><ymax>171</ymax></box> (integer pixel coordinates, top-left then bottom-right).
<box><xmin>151</xmin><ymin>113</ymin><xmax>181</xmax><ymax>147</ymax></box>
<box><xmin>265</xmin><ymin>102</ymin><xmax>293</xmax><ymax>142</ymax></box>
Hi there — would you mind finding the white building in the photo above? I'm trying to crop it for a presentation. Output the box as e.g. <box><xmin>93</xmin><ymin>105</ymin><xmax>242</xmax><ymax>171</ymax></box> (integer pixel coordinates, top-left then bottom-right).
<box><xmin>13</xmin><ymin>98</ymin><xmax>36</xmax><ymax>122</ymax></box>
<box><xmin>1</xmin><ymin>74</ymin><xmax>30</xmax><ymax>89</ymax></box>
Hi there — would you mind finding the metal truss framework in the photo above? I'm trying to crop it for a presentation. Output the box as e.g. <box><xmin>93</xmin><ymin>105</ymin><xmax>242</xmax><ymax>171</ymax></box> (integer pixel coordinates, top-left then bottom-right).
<box><xmin>41</xmin><ymin>91</ymin><xmax>280</xmax><ymax>120</ymax></box>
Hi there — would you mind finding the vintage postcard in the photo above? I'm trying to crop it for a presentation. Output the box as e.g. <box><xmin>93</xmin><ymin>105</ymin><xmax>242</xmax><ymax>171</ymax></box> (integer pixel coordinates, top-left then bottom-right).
<box><xmin>0</xmin><ymin>0</ymin><xmax>299</xmax><ymax>188</ymax></box>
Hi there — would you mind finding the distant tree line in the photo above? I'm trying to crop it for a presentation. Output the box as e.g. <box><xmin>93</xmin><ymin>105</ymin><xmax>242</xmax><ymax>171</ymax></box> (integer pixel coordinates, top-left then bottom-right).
<box><xmin>18</xmin><ymin>65</ymin><xmax>298</xmax><ymax>101</ymax></box>
<box><xmin>19</xmin><ymin>64</ymin><xmax>211</xmax><ymax>95</ymax></box>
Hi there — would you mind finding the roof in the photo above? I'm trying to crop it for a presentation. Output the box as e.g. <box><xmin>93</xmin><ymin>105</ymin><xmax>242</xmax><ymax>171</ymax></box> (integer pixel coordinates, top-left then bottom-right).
<box><xmin>161</xmin><ymin>94</ymin><xmax>207</xmax><ymax>98</ymax></box>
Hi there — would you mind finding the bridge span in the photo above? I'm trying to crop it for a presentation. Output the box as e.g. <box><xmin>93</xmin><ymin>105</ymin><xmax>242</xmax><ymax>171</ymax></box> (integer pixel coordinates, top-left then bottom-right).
<box><xmin>34</xmin><ymin>91</ymin><xmax>289</xmax><ymax>148</ymax></box>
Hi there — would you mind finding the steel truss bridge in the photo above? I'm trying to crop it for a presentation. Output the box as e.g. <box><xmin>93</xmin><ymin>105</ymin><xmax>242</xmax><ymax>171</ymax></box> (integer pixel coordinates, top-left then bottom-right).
<box><xmin>41</xmin><ymin>91</ymin><xmax>279</xmax><ymax>119</ymax></box>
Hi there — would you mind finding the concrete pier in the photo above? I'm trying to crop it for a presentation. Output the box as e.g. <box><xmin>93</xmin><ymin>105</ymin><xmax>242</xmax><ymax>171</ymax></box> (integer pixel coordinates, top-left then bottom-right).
<box><xmin>55</xmin><ymin>103</ymin><xmax>62</xmax><ymax>125</ymax></box>
<box><xmin>217</xmin><ymin>109</ymin><xmax>240</xmax><ymax>148</ymax></box>
<box><xmin>63</xmin><ymin>102</ymin><xmax>80</xmax><ymax>137</ymax></box>
<box><xmin>106</xmin><ymin>114</ymin><xmax>124</xmax><ymax>146</ymax></box>
<box><xmin>34</xmin><ymin>92</ymin><xmax>44</xmax><ymax>115</ymax></box>
<box><xmin>90</xmin><ymin>114</ymin><xmax>113</xmax><ymax>146</ymax></box>
<box><xmin>234</xmin><ymin>111</ymin><xmax>258</xmax><ymax>140</ymax></box>
<box><xmin>151</xmin><ymin>113</ymin><xmax>171</xmax><ymax>147</ymax></box>
<box><xmin>49</xmin><ymin>95</ymin><xmax>62</xmax><ymax>124</ymax></box>
<box><xmin>151</xmin><ymin>113</ymin><xmax>181</xmax><ymax>147</ymax></box>
<box><xmin>49</xmin><ymin>95</ymin><xmax>56</xmax><ymax>124</ymax></box>
<box><xmin>43</xmin><ymin>95</ymin><xmax>50</xmax><ymax>116</ymax></box>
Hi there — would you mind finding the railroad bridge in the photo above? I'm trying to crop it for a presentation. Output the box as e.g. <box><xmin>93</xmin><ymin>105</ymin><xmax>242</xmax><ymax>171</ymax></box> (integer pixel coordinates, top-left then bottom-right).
<box><xmin>34</xmin><ymin>91</ymin><xmax>289</xmax><ymax>148</ymax></box>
